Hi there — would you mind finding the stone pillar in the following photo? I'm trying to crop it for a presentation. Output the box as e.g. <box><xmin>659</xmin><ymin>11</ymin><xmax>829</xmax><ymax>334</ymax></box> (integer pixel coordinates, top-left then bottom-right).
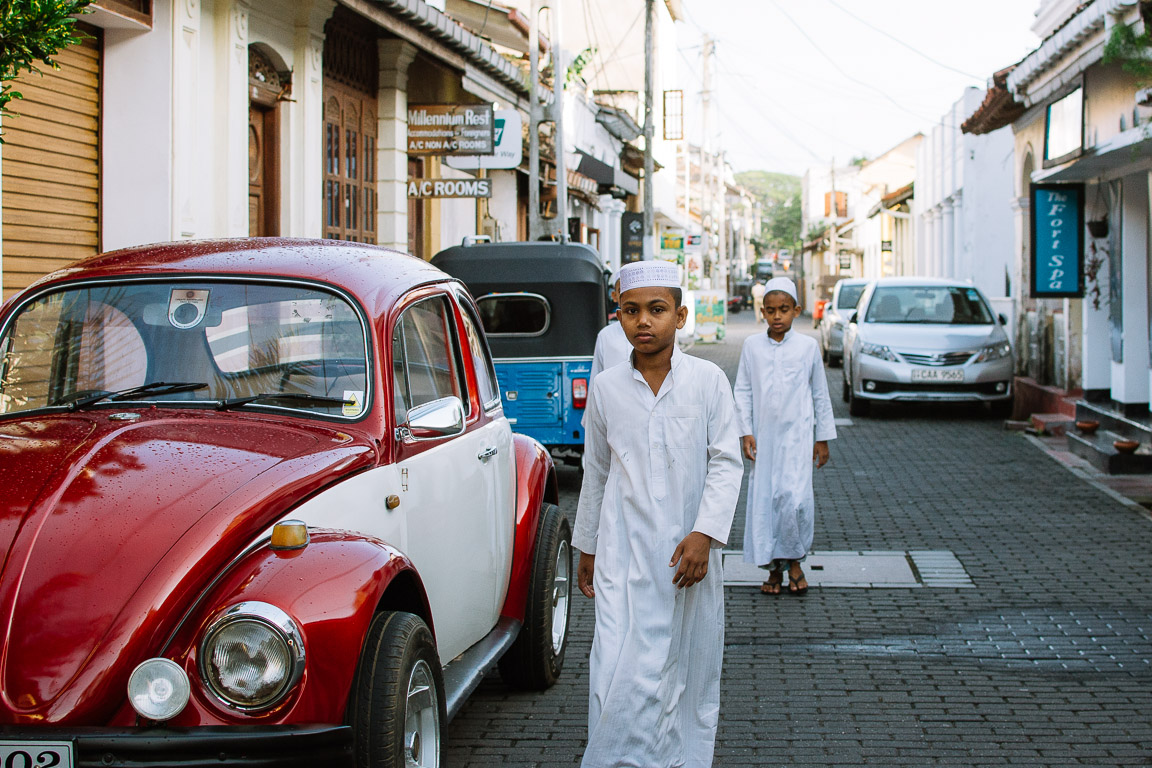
<box><xmin>290</xmin><ymin>0</ymin><xmax>335</xmax><ymax>238</ymax></box>
<box><xmin>941</xmin><ymin>199</ymin><xmax>955</xmax><ymax>279</ymax></box>
<box><xmin>216</xmin><ymin>0</ymin><xmax>250</xmax><ymax>236</ymax></box>
<box><xmin>377</xmin><ymin>40</ymin><xmax>417</xmax><ymax>252</ymax></box>
<box><xmin>1114</xmin><ymin>172</ymin><xmax>1150</xmax><ymax>409</ymax></box>
<box><xmin>172</xmin><ymin>0</ymin><xmax>204</xmax><ymax>239</ymax></box>
<box><xmin>951</xmin><ymin>191</ymin><xmax>964</xmax><ymax>281</ymax></box>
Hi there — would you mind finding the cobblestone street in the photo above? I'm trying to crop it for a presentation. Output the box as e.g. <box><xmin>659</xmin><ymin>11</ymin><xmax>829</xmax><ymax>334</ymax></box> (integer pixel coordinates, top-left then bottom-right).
<box><xmin>445</xmin><ymin>310</ymin><xmax>1152</xmax><ymax>767</ymax></box>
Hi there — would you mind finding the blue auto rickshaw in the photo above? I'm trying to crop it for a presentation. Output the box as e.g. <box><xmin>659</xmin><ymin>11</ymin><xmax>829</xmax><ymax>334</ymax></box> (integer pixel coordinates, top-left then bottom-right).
<box><xmin>432</xmin><ymin>240</ymin><xmax>607</xmax><ymax>464</ymax></box>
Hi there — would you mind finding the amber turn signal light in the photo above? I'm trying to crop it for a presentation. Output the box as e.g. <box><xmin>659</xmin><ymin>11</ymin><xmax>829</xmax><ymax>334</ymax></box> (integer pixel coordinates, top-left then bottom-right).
<box><xmin>270</xmin><ymin>520</ymin><xmax>309</xmax><ymax>551</ymax></box>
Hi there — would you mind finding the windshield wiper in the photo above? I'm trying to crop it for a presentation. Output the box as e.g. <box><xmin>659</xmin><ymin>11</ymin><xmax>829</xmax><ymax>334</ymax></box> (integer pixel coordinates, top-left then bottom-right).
<box><xmin>60</xmin><ymin>381</ymin><xmax>209</xmax><ymax>410</ymax></box>
<box><xmin>216</xmin><ymin>392</ymin><xmax>352</xmax><ymax>411</ymax></box>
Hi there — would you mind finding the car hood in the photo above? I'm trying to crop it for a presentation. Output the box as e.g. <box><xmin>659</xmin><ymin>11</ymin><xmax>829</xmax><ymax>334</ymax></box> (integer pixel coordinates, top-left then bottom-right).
<box><xmin>0</xmin><ymin>411</ymin><xmax>375</xmax><ymax>723</ymax></box>
<box><xmin>858</xmin><ymin>322</ymin><xmax>1006</xmax><ymax>351</ymax></box>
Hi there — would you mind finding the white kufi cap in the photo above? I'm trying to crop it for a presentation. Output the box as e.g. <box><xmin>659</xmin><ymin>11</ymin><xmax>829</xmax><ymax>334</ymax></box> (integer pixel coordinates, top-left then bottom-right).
<box><xmin>764</xmin><ymin>276</ymin><xmax>798</xmax><ymax>303</ymax></box>
<box><xmin>618</xmin><ymin>261</ymin><xmax>679</xmax><ymax>294</ymax></box>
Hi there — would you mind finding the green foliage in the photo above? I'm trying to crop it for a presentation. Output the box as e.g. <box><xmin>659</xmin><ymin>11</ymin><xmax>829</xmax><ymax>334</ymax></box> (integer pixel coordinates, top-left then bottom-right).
<box><xmin>850</xmin><ymin>155</ymin><xmax>868</xmax><ymax>168</ymax></box>
<box><xmin>566</xmin><ymin>46</ymin><xmax>596</xmax><ymax>85</ymax></box>
<box><xmin>1102</xmin><ymin>21</ymin><xmax>1152</xmax><ymax>85</ymax></box>
<box><xmin>0</xmin><ymin>0</ymin><xmax>91</xmax><ymax>137</ymax></box>
<box><xmin>735</xmin><ymin>170</ymin><xmax>802</xmax><ymax>250</ymax></box>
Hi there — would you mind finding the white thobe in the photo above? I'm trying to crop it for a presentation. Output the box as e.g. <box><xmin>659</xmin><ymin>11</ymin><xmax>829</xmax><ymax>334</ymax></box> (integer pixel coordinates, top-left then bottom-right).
<box><xmin>574</xmin><ymin>348</ymin><xmax>743</xmax><ymax>768</ymax></box>
<box><xmin>589</xmin><ymin>321</ymin><xmax>633</xmax><ymax>384</ymax></box>
<box><xmin>733</xmin><ymin>330</ymin><xmax>836</xmax><ymax>566</ymax></box>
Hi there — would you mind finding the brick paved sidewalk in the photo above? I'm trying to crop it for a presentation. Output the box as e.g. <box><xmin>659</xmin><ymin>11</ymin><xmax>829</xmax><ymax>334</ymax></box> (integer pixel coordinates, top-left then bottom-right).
<box><xmin>445</xmin><ymin>310</ymin><xmax>1152</xmax><ymax>767</ymax></box>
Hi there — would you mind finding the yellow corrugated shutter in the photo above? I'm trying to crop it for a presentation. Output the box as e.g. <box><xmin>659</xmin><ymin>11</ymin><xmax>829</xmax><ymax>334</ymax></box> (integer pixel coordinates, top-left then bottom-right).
<box><xmin>2</xmin><ymin>25</ymin><xmax>101</xmax><ymax>302</ymax></box>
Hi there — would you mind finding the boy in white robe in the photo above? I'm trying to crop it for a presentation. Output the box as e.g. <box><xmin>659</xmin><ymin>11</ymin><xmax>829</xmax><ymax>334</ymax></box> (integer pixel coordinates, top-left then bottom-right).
<box><xmin>734</xmin><ymin>277</ymin><xmax>836</xmax><ymax>596</ymax></box>
<box><xmin>574</xmin><ymin>261</ymin><xmax>743</xmax><ymax>768</ymax></box>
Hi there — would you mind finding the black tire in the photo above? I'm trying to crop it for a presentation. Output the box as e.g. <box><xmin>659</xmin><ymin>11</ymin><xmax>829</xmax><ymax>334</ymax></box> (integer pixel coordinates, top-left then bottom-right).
<box><xmin>828</xmin><ymin>353</ymin><xmax>842</xmax><ymax>369</ymax></box>
<box><xmin>821</xmin><ymin>344</ymin><xmax>829</xmax><ymax>364</ymax></box>
<box><xmin>988</xmin><ymin>398</ymin><xmax>1013</xmax><ymax>418</ymax></box>
<box><xmin>498</xmin><ymin>502</ymin><xmax>571</xmax><ymax>690</ymax></box>
<box><xmin>348</xmin><ymin>611</ymin><xmax>445</xmax><ymax>768</ymax></box>
<box><xmin>841</xmin><ymin>371</ymin><xmax>850</xmax><ymax>403</ymax></box>
<box><xmin>848</xmin><ymin>386</ymin><xmax>870</xmax><ymax>417</ymax></box>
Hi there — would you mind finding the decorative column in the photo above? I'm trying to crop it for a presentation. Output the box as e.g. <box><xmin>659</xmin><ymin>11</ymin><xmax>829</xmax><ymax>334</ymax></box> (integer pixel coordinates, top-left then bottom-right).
<box><xmin>216</xmin><ymin>0</ymin><xmax>250</xmax><ymax>236</ymax></box>
<box><xmin>291</xmin><ymin>0</ymin><xmax>335</xmax><ymax>237</ymax></box>
<box><xmin>950</xmin><ymin>191</ymin><xmax>964</xmax><ymax>281</ymax></box>
<box><xmin>1114</xmin><ymin>172</ymin><xmax>1150</xmax><ymax>411</ymax></box>
<box><xmin>941</xmin><ymin>199</ymin><xmax>955</xmax><ymax>279</ymax></box>
<box><xmin>376</xmin><ymin>40</ymin><xmax>417</xmax><ymax>252</ymax></box>
<box><xmin>172</xmin><ymin>0</ymin><xmax>204</xmax><ymax>239</ymax></box>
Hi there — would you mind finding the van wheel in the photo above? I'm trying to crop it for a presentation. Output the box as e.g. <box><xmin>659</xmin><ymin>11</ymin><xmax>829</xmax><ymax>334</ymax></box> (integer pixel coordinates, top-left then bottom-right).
<box><xmin>498</xmin><ymin>503</ymin><xmax>571</xmax><ymax>690</ymax></box>
<box><xmin>348</xmin><ymin>612</ymin><xmax>445</xmax><ymax>768</ymax></box>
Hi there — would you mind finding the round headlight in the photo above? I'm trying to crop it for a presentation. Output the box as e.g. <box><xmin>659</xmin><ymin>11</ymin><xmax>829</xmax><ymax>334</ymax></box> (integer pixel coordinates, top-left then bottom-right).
<box><xmin>128</xmin><ymin>658</ymin><xmax>190</xmax><ymax>721</ymax></box>
<box><xmin>199</xmin><ymin>602</ymin><xmax>305</xmax><ymax>711</ymax></box>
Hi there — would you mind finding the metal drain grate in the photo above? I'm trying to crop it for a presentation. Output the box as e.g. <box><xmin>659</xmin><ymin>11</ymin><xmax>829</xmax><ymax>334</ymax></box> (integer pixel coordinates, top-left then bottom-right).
<box><xmin>722</xmin><ymin>549</ymin><xmax>975</xmax><ymax>589</ymax></box>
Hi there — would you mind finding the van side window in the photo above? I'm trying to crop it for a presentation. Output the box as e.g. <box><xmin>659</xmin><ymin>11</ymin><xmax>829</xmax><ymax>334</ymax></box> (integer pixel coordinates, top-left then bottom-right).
<box><xmin>391</xmin><ymin>296</ymin><xmax>468</xmax><ymax>424</ymax></box>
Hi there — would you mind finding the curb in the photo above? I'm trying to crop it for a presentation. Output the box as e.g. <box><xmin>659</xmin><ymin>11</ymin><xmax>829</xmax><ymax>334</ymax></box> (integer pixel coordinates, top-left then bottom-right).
<box><xmin>1022</xmin><ymin>433</ymin><xmax>1152</xmax><ymax>523</ymax></box>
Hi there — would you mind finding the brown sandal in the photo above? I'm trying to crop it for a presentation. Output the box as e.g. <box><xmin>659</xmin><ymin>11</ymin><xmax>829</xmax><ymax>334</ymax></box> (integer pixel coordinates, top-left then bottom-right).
<box><xmin>788</xmin><ymin>567</ymin><xmax>808</xmax><ymax>596</ymax></box>
<box><xmin>760</xmin><ymin>571</ymin><xmax>783</xmax><ymax>596</ymax></box>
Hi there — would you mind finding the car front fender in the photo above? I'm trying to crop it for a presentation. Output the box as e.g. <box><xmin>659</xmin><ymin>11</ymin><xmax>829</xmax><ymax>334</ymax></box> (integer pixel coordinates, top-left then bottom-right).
<box><xmin>155</xmin><ymin>532</ymin><xmax>431</xmax><ymax>726</ymax></box>
<box><xmin>499</xmin><ymin>434</ymin><xmax>558</xmax><ymax>622</ymax></box>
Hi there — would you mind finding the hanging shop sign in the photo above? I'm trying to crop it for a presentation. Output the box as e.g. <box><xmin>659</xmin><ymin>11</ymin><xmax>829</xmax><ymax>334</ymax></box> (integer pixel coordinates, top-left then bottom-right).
<box><xmin>407</xmin><ymin>178</ymin><xmax>492</xmax><ymax>198</ymax></box>
<box><xmin>659</xmin><ymin>232</ymin><xmax>684</xmax><ymax>264</ymax></box>
<box><xmin>621</xmin><ymin>212</ymin><xmax>644</xmax><ymax>263</ymax></box>
<box><xmin>408</xmin><ymin>104</ymin><xmax>495</xmax><ymax>156</ymax></box>
<box><xmin>1029</xmin><ymin>183</ymin><xmax>1084</xmax><ymax>298</ymax></box>
<box><xmin>445</xmin><ymin>110</ymin><xmax>522</xmax><ymax>170</ymax></box>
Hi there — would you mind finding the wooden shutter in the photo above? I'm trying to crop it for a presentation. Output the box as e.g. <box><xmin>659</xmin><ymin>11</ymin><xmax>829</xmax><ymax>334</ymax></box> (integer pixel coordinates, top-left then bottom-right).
<box><xmin>2</xmin><ymin>25</ymin><xmax>101</xmax><ymax>301</ymax></box>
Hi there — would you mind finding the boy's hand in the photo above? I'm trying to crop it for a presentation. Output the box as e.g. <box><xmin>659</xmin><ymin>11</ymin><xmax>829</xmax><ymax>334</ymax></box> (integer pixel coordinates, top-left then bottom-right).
<box><xmin>814</xmin><ymin>440</ymin><xmax>829</xmax><ymax>468</ymax></box>
<box><xmin>578</xmin><ymin>552</ymin><xmax>596</xmax><ymax>598</ymax></box>
<box><xmin>741</xmin><ymin>435</ymin><xmax>756</xmax><ymax>461</ymax></box>
<box><xmin>670</xmin><ymin>531</ymin><xmax>712</xmax><ymax>589</ymax></box>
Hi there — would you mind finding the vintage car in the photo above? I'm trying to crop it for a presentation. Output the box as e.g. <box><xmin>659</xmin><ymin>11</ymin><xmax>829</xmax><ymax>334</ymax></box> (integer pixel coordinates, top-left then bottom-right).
<box><xmin>0</xmin><ymin>238</ymin><xmax>569</xmax><ymax>768</ymax></box>
<box><xmin>431</xmin><ymin>241</ymin><xmax>606</xmax><ymax>465</ymax></box>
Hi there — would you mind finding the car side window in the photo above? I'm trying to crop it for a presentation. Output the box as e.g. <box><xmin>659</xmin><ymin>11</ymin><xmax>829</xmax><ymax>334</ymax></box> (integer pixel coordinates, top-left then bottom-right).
<box><xmin>458</xmin><ymin>297</ymin><xmax>501</xmax><ymax>412</ymax></box>
<box><xmin>391</xmin><ymin>295</ymin><xmax>468</xmax><ymax>424</ymax></box>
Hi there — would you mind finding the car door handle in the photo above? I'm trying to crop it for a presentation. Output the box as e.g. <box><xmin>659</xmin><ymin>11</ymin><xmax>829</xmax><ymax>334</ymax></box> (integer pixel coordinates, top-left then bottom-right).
<box><xmin>477</xmin><ymin>446</ymin><xmax>498</xmax><ymax>462</ymax></box>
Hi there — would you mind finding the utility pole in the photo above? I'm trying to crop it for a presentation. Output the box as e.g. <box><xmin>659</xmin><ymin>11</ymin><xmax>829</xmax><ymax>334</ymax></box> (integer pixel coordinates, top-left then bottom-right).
<box><xmin>700</xmin><ymin>35</ymin><xmax>714</xmax><ymax>272</ymax></box>
<box><xmin>643</xmin><ymin>0</ymin><xmax>655</xmax><ymax>259</ymax></box>
<box><xmin>528</xmin><ymin>0</ymin><xmax>567</xmax><ymax>241</ymax></box>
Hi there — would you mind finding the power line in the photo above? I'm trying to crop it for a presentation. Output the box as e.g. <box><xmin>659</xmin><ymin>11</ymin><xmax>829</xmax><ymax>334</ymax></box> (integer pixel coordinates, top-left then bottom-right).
<box><xmin>824</xmin><ymin>0</ymin><xmax>984</xmax><ymax>81</ymax></box>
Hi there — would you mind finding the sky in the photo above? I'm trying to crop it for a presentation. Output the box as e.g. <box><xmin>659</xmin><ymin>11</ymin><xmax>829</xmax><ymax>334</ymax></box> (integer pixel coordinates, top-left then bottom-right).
<box><xmin>675</xmin><ymin>0</ymin><xmax>1042</xmax><ymax>176</ymax></box>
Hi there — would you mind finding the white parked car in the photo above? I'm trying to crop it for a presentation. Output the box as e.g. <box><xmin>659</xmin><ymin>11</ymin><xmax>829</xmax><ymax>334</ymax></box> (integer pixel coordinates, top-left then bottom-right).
<box><xmin>818</xmin><ymin>278</ymin><xmax>870</xmax><ymax>367</ymax></box>
<box><xmin>842</xmin><ymin>277</ymin><xmax>1013</xmax><ymax>416</ymax></box>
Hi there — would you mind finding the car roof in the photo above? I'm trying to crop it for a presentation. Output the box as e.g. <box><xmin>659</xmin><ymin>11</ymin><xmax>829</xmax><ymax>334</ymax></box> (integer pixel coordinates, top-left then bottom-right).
<box><xmin>868</xmin><ymin>276</ymin><xmax>979</xmax><ymax>288</ymax></box>
<box><xmin>16</xmin><ymin>238</ymin><xmax>450</xmax><ymax>318</ymax></box>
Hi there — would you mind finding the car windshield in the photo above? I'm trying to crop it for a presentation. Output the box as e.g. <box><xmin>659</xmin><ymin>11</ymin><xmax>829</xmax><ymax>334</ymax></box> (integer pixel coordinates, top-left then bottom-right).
<box><xmin>863</xmin><ymin>286</ymin><xmax>993</xmax><ymax>325</ymax></box>
<box><xmin>0</xmin><ymin>280</ymin><xmax>370</xmax><ymax>418</ymax></box>
<box><xmin>837</xmin><ymin>284</ymin><xmax>866</xmax><ymax>309</ymax></box>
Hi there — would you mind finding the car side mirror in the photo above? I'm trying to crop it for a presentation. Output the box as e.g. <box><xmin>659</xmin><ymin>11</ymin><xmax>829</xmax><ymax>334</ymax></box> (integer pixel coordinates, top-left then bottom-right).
<box><xmin>998</xmin><ymin>313</ymin><xmax>1008</xmax><ymax>326</ymax></box>
<box><xmin>849</xmin><ymin>312</ymin><xmax>858</xmax><ymax>324</ymax></box>
<box><xmin>406</xmin><ymin>396</ymin><xmax>466</xmax><ymax>440</ymax></box>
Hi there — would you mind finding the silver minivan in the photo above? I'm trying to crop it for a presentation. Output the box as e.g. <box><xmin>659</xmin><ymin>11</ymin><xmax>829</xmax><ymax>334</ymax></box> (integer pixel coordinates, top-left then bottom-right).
<box><xmin>818</xmin><ymin>278</ymin><xmax>870</xmax><ymax>367</ymax></box>
<box><xmin>842</xmin><ymin>277</ymin><xmax>1013</xmax><ymax>416</ymax></box>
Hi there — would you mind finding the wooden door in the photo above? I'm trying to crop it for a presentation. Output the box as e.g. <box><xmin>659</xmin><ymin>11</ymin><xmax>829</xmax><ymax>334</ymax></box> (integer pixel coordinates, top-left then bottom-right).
<box><xmin>248</xmin><ymin>104</ymin><xmax>278</xmax><ymax>237</ymax></box>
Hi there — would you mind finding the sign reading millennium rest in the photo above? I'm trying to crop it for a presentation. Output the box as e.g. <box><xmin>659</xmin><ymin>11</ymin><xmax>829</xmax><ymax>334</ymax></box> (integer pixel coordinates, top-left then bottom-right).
<box><xmin>1029</xmin><ymin>183</ymin><xmax>1084</xmax><ymax>299</ymax></box>
<box><xmin>408</xmin><ymin>104</ymin><xmax>495</xmax><ymax>156</ymax></box>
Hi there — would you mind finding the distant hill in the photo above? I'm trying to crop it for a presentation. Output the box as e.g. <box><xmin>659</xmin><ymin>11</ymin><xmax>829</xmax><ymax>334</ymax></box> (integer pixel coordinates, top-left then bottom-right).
<box><xmin>735</xmin><ymin>170</ymin><xmax>801</xmax><ymax>250</ymax></box>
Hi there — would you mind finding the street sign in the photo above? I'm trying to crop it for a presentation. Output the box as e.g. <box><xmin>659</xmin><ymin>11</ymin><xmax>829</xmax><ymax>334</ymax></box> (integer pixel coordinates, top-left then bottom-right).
<box><xmin>407</xmin><ymin>104</ymin><xmax>495</xmax><ymax>156</ymax></box>
<box><xmin>407</xmin><ymin>178</ymin><xmax>492</xmax><ymax>198</ymax></box>
<box><xmin>446</xmin><ymin>110</ymin><xmax>522</xmax><ymax>170</ymax></box>
<box><xmin>621</xmin><ymin>212</ymin><xmax>644</xmax><ymax>263</ymax></box>
<box><xmin>1029</xmin><ymin>183</ymin><xmax>1084</xmax><ymax>298</ymax></box>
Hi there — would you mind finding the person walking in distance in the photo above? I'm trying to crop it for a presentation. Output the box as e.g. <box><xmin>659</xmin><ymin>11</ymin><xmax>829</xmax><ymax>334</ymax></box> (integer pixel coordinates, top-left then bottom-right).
<box><xmin>734</xmin><ymin>277</ymin><xmax>836</xmax><ymax>596</ymax></box>
<box><xmin>750</xmin><ymin>280</ymin><xmax>767</xmax><ymax>324</ymax></box>
<box><xmin>574</xmin><ymin>261</ymin><xmax>743</xmax><ymax>767</ymax></box>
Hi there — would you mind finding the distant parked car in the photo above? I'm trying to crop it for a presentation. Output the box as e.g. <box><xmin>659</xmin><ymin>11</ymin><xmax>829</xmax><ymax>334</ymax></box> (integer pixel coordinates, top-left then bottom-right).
<box><xmin>0</xmin><ymin>238</ymin><xmax>568</xmax><ymax>767</ymax></box>
<box><xmin>818</xmin><ymin>278</ymin><xmax>870</xmax><ymax>367</ymax></box>
<box><xmin>842</xmin><ymin>277</ymin><xmax>1013</xmax><ymax>416</ymax></box>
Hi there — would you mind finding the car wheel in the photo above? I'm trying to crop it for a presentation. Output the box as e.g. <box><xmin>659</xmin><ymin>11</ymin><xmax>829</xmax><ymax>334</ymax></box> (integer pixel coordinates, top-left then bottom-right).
<box><xmin>828</xmin><ymin>353</ymin><xmax>842</xmax><ymax>369</ymax></box>
<box><xmin>848</xmin><ymin>386</ymin><xmax>870</xmax><ymax>417</ymax></box>
<box><xmin>841</xmin><ymin>370</ymin><xmax>850</xmax><ymax>403</ymax></box>
<box><xmin>821</xmin><ymin>345</ymin><xmax>829</xmax><ymax>364</ymax></box>
<box><xmin>348</xmin><ymin>611</ymin><xmax>445</xmax><ymax>768</ymax></box>
<box><xmin>988</xmin><ymin>399</ymin><xmax>1013</xmax><ymax>418</ymax></box>
<box><xmin>498</xmin><ymin>502</ymin><xmax>571</xmax><ymax>690</ymax></box>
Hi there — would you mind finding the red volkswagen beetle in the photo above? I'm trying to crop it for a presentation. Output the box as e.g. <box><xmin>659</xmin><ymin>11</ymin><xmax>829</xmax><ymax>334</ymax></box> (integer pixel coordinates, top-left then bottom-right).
<box><xmin>0</xmin><ymin>239</ymin><xmax>568</xmax><ymax>767</ymax></box>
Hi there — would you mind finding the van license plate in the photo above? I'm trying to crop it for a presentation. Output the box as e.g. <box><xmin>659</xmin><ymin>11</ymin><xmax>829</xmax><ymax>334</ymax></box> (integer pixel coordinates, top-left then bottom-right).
<box><xmin>911</xmin><ymin>368</ymin><xmax>963</xmax><ymax>383</ymax></box>
<box><xmin>0</xmin><ymin>742</ymin><xmax>74</xmax><ymax>768</ymax></box>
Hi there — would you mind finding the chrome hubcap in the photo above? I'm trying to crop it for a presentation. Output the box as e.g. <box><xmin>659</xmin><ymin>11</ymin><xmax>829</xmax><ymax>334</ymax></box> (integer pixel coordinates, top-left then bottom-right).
<box><xmin>403</xmin><ymin>659</ymin><xmax>439</xmax><ymax>768</ymax></box>
<box><xmin>551</xmin><ymin>539</ymin><xmax>570</xmax><ymax>655</ymax></box>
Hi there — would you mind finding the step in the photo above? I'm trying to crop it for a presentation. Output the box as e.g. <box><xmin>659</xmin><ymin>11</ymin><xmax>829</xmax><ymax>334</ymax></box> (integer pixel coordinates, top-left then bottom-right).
<box><xmin>1030</xmin><ymin>413</ymin><xmax>1074</xmax><ymax>437</ymax></box>
<box><xmin>1073</xmin><ymin>400</ymin><xmax>1152</xmax><ymax>443</ymax></box>
<box><xmin>1067</xmin><ymin>428</ymin><xmax>1152</xmax><ymax>474</ymax></box>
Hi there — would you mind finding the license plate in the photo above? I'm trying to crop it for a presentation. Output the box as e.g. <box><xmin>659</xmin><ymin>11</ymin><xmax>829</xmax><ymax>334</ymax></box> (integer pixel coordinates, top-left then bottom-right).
<box><xmin>910</xmin><ymin>367</ymin><xmax>964</xmax><ymax>383</ymax></box>
<box><xmin>0</xmin><ymin>742</ymin><xmax>74</xmax><ymax>768</ymax></box>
